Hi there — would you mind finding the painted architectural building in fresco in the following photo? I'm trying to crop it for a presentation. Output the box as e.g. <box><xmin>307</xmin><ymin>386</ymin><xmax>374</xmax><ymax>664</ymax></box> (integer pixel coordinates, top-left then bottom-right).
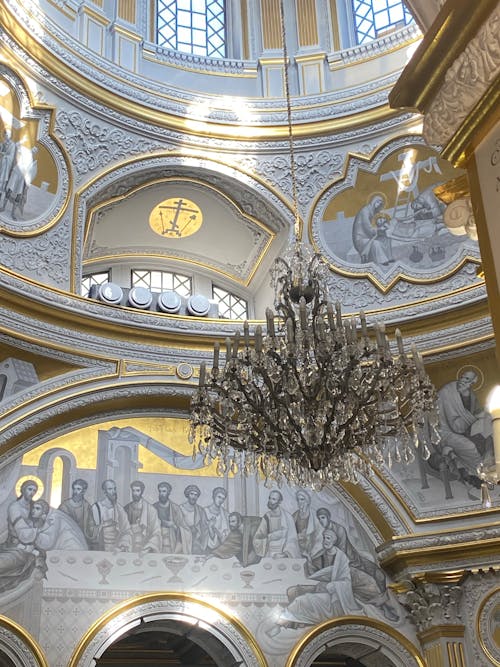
<box><xmin>0</xmin><ymin>1</ymin><xmax>498</xmax><ymax>666</ymax></box>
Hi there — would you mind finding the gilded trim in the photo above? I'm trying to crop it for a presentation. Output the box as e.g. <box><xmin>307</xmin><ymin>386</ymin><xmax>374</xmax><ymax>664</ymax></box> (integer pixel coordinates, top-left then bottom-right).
<box><xmin>286</xmin><ymin>616</ymin><xmax>426</xmax><ymax>667</ymax></box>
<box><xmin>0</xmin><ymin>2</ymin><xmax>398</xmax><ymax>140</ymax></box>
<box><xmin>81</xmin><ymin>174</ymin><xmax>275</xmax><ymax>289</ymax></box>
<box><xmin>340</xmin><ymin>481</ymin><xmax>398</xmax><ymax>541</ymax></box>
<box><xmin>79</xmin><ymin>4</ymin><xmax>109</xmax><ymax>25</ymax></box>
<box><xmin>0</xmin><ymin>56</ymin><xmax>73</xmax><ymax>237</ymax></box>
<box><xmin>389</xmin><ymin>0</ymin><xmax>499</xmax><ymax>112</ymax></box>
<box><xmin>68</xmin><ymin>592</ymin><xmax>268</xmax><ymax>667</ymax></box>
<box><xmin>441</xmin><ymin>79</ymin><xmax>500</xmax><ymax>168</ymax></box>
<box><xmin>0</xmin><ymin>614</ymin><xmax>49</xmax><ymax>667</ymax></box>
<box><xmin>379</xmin><ymin>537</ymin><xmax>500</xmax><ymax>576</ymax></box>
<box><xmin>468</xmin><ymin>152</ymin><xmax>500</xmax><ymax>367</ymax></box>
<box><xmin>418</xmin><ymin>625</ymin><xmax>465</xmax><ymax>643</ymax></box>
<box><xmin>111</xmin><ymin>24</ymin><xmax>142</xmax><ymax>41</ymax></box>
<box><xmin>46</xmin><ymin>0</ymin><xmax>77</xmax><ymax>20</ymax></box>
<box><xmin>477</xmin><ymin>587</ymin><xmax>500</xmax><ymax>667</ymax></box>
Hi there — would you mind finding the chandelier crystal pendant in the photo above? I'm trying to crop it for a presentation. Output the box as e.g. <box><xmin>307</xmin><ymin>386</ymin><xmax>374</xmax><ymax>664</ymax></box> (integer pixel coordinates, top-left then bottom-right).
<box><xmin>189</xmin><ymin>240</ymin><xmax>440</xmax><ymax>488</ymax></box>
<box><xmin>188</xmin><ymin>0</ymin><xmax>440</xmax><ymax>488</ymax></box>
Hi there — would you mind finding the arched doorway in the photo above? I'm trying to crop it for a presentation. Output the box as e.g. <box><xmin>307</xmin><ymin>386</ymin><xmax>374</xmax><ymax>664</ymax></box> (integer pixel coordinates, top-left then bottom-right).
<box><xmin>95</xmin><ymin>619</ymin><xmax>237</xmax><ymax>666</ymax></box>
<box><xmin>70</xmin><ymin>594</ymin><xmax>266</xmax><ymax>667</ymax></box>
<box><xmin>287</xmin><ymin>618</ymin><xmax>424</xmax><ymax>667</ymax></box>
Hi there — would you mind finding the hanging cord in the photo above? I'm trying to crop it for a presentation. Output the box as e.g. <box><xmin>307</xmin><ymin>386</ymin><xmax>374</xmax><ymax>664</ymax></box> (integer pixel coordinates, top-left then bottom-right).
<box><xmin>279</xmin><ymin>0</ymin><xmax>301</xmax><ymax>240</ymax></box>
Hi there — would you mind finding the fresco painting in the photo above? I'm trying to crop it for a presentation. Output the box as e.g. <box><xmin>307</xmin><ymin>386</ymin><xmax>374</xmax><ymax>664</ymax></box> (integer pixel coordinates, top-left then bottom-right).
<box><xmin>388</xmin><ymin>363</ymin><xmax>499</xmax><ymax>512</ymax></box>
<box><xmin>0</xmin><ymin>418</ymin><xmax>406</xmax><ymax>662</ymax></box>
<box><xmin>0</xmin><ymin>69</ymin><xmax>60</xmax><ymax>227</ymax></box>
<box><xmin>315</xmin><ymin>143</ymin><xmax>480</xmax><ymax>287</ymax></box>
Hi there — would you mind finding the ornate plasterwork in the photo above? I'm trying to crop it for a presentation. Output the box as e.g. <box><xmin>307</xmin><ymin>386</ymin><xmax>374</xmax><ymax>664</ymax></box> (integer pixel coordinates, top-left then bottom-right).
<box><xmin>423</xmin><ymin>6</ymin><xmax>500</xmax><ymax>148</ymax></box>
<box><xmin>290</xmin><ymin>621</ymin><xmax>422</xmax><ymax>667</ymax></box>
<box><xmin>0</xmin><ymin>619</ymin><xmax>46</xmax><ymax>667</ymax></box>
<box><xmin>70</xmin><ymin>596</ymin><xmax>265</xmax><ymax>667</ymax></box>
<box><xmin>3</xmin><ymin>0</ymin><xmax>413</xmax><ymax>121</ymax></box>
<box><xmin>330</xmin><ymin>24</ymin><xmax>420</xmax><ymax>66</ymax></box>
<box><xmin>0</xmin><ymin>65</ymin><xmax>71</xmax><ymax>236</ymax></box>
<box><xmin>56</xmin><ymin>110</ymin><xmax>167</xmax><ymax>178</ymax></box>
<box><xmin>397</xmin><ymin>581</ymin><xmax>463</xmax><ymax>632</ymax></box>
<box><xmin>378</xmin><ymin>526</ymin><xmax>500</xmax><ymax>579</ymax></box>
<box><xmin>465</xmin><ymin>570</ymin><xmax>500</xmax><ymax>666</ymax></box>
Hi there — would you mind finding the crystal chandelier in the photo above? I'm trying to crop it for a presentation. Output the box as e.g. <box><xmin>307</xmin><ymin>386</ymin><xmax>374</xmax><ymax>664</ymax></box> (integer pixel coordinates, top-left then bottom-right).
<box><xmin>188</xmin><ymin>1</ymin><xmax>440</xmax><ymax>488</ymax></box>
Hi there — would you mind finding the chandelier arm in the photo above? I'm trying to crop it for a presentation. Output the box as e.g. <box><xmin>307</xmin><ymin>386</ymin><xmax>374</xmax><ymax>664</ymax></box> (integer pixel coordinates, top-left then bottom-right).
<box><xmin>232</xmin><ymin>365</ymin><xmax>299</xmax><ymax>455</ymax></box>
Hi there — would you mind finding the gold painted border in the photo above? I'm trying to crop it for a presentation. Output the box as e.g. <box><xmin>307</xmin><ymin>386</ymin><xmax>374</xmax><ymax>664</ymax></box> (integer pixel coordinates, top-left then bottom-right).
<box><xmin>380</xmin><ymin>537</ymin><xmax>500</xmax><ymax>577</ymax></box>
<box><xmin>477</xmin><ymin>587</ymin><xmax>500</xmax><ymax>667</ymax></box>
<box><xmin>71</xmin><ymin>152</ymin><xmax>287</xmax><ymax>293</ymax></box>
<box><xmin>441</xmin><ymin>78</ymin><xmax>500</xmax><ymax>168</ymax></box>
<box><xmin>308</xmin><ymin>137</ymin><xmax>482</xmax><ymax>293</ymax></box>
<box><xmin>0</xmin><ymin>56</ymin><xmax>73</xmax><ymax>237</ymax></box>
<box><xmin>286</xmin><ymin>615</ymin><xmax>425</xmax><ymax>667</ymax></box>
<box><xmin>68</xmin><ymin>592</ymin><xmax>268</xmax><ymax>667</ymax></box>
<box><xmin>0</xmin><ymin>614</ymin><xmax>49</xmax><ymax>667</ymax></box>
<box><xmin>1</xmin><ymin>2</ymin><xmax>399</xmax><ymax>140</ymax></box>
<box><xmin>369</xmin><ymin>461</ymin><xmax>500</xmax><ymax>525</ymax></box>
<box><xmin>81</xmin><ymin>175</ymin><xmax>275</xmax><ymax>289</ymax></box>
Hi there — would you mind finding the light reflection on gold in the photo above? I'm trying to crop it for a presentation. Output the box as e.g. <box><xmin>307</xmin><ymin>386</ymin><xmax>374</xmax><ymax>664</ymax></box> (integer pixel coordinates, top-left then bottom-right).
<box><xmin>50</xmin><ymin>456</ymin><xmax>63</xmax><ymax>507</ymax></box>
<box><xmin>21</xmin><ymin>417</ymin><xmax>220</xmax><ymax>477</ymax></box>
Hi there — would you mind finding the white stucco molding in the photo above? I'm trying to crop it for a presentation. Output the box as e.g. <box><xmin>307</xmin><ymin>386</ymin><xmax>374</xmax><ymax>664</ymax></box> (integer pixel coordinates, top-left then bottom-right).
<box><xmin>288</xmin><ymin>617</ymin><xmax>424</xmax><ymax>667</ymax></box>
<box><xmin>68</xmin><ymin>593</ymin><xmax>267</xmax><ymax>667</ymax></box>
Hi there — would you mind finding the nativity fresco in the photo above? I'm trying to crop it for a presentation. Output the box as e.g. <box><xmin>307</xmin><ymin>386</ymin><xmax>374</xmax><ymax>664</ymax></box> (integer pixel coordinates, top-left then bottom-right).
<box><xmin>0</xmin><ymin>64</ymin><xmax>69</xmax><ymax>234</ymax></box>
<box><xmin>311</xmin><ymin>139</ymin><xmax>481</xmax><ymax>290</ymax></box>
<box><xmin>0</xmin><ymin>417</ymin><xmax>407</xmax><ymax>666</ymax></box>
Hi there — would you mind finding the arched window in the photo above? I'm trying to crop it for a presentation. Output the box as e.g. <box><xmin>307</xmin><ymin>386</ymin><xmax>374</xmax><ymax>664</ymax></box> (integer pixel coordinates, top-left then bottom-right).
<box><xmin>157</xmin><ymin>0</ymin><xmax>226</xmax><ymax>58</ymax></box>
<box><xmin>351</xmin><ymin>0</ymin><xmax>413</xmax><ymax>44</ymax></box>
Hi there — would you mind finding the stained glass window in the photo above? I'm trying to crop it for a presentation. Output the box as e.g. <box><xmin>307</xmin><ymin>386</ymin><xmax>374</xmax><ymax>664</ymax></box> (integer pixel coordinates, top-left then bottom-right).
<box><xmin>157</xmin><ymin>0</ymin><xmax>226</xmax><ymax>58</ymax></box>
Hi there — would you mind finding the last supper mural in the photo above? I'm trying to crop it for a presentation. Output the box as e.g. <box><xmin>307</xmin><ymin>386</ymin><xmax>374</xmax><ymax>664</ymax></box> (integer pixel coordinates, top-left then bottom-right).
<box><xmin>0</xmin><ymin>417</ymin><xmax>413</xmax><ymax>667</ymax></box>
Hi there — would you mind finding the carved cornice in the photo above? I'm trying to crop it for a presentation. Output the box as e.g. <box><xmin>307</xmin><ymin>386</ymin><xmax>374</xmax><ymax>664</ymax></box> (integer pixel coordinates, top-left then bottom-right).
<box><xmin>379</xmin><ymin>525</ymin><xmax>500</xmax><ymax>578</ymax></box>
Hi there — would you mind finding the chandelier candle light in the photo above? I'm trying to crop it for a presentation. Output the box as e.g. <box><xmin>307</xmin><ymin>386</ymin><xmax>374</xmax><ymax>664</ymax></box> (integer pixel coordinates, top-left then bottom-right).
<box><xmin>189</xmin><ymin>0</ymin><xmax>440</xmax><ymax>488</ymax></box>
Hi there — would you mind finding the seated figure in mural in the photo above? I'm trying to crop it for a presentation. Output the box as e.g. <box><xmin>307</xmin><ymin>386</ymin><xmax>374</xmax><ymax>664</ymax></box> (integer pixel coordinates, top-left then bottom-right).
<box><xmin>208</xmin><ymin>511</ymin><xmax>261</xmax><ymax>567</ymax></box>
<box><xmin>153</xmin><ymin>481</ymin><xmax>186</xmax><ymax>553</ymax></box>
<box><xmin>351</xmin><ymin>194</ymin><xmax>387</xmax><ymax>264</ymax></box>
<box><xmin>0</xmin><ymin>479</ymin><xmax>46</xmax><ymax>594</ymax></box>
<box><xmin>253</xmin><ymin>490</ymin><xmax>300</xmax><ymax>559</ymax></box>
<box><xmin>431</xmin><ymin>369</ymin><xmax>493</xmax><ymax>486</ymax></box>
<box><xmin>292</xmin><ymin>489</ymin><xmax>323</xmax><ymax>559</ymax></box>
<box><xmin>178</xmin><ymin>484</ymin><xmax>209</xmax><ymax>555</ymax></box>
<box><xmin>312</xmin><ymin>508</ymin><xmax>399</xmax><ymax>622</ymax></box>
<box><xmin>59</xmin><ymin>479</ymin><xmax>97</xmax><ymax>548</ymax></box>
<box><xmin>91</xmin><ymin>479</ymin><xmax>132</xmax><ymax>552</ymax></box>
<box><xmin>204</xmin><ymin>486</ymin><xmax>229</xmax><ymax>551</ymax></box>
<box><xmin>124</xmin><ymin>480</ymin><xmax>161</xmax><ymax>553</ymax></box>
<box><xmin>29</xmin><ymin>499</ymin><xmax>87</xmax><ymax>551</ymax></box>
<box><xmin>268</xmin><ymin>529</ymin><xmax>360</xmax><ymax>634</ymax></box>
